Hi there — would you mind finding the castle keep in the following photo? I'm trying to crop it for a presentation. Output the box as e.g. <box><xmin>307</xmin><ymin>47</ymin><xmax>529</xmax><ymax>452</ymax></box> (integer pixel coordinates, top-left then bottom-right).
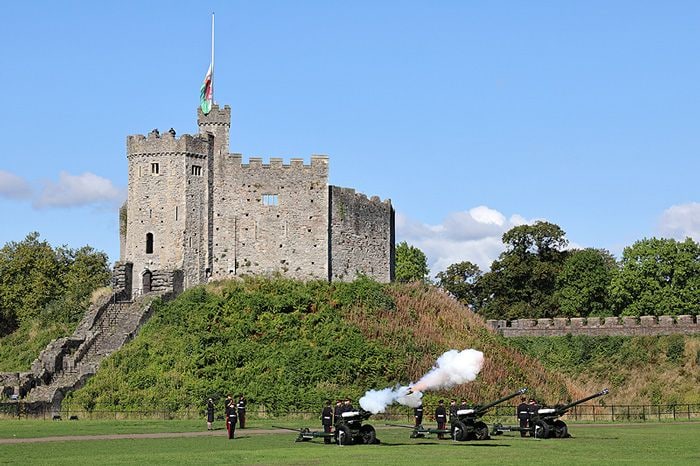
<box><xmin>119</xmin><ymin>104</ymin><xmax>395</xmax><ymax>296</ymax></box>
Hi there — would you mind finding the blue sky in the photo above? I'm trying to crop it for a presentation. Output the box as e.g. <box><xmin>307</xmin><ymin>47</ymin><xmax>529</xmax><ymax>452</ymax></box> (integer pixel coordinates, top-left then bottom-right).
<box><xmin>1</xmin><ymin>1</ymin><xmax>698</xmax><ymax>274</ymax></box>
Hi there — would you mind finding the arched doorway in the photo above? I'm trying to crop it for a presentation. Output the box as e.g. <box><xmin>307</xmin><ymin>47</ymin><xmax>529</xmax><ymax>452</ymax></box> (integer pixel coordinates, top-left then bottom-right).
<box><xmin>142</xmin><ymin>270</ymin><xmax>152</xmax><ymax>294</ymax></box>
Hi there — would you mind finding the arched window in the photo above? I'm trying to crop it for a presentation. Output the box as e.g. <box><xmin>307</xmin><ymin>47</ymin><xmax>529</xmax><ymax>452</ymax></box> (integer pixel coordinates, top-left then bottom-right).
<box><xmin>146</xmin><ymin>233</ymin><xmax>154</xmax><ymax>254</ymax></box>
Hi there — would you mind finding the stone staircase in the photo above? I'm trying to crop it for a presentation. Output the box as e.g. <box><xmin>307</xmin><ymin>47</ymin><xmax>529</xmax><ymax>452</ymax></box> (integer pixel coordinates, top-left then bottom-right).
<box><xmin>4</xmin><ymin>293</ymin><xmax>161</xmax><ymax>413</ymax></box>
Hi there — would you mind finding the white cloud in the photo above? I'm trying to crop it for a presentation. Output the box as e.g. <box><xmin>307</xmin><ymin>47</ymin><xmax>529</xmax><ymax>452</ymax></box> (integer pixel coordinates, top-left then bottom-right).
<box><xmin>34</xmin><ymin>171</ymin><xmax>126</xmax><ymax>209</ymax></box>
<box><xmin>658</xmin><ymin>202</ymin><xmax>700</xmax><ymax>241</ymax></box>
<box><xmin>396</xmin><ymin>206</ymin><xmax>536</xmax><ymax>275</ymax></box>
<box><xmin>0</xmin><ymin>170</ymin><xmax>32</xmax><ymax>200</ymax></box>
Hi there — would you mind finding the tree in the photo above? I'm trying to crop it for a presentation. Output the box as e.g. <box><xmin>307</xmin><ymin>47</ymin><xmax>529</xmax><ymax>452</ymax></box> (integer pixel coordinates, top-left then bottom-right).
<box><xmin>477</xmin><ymin>221</ymin><xmax>569</xmax><ymax>320</ymax></box>
<box><xmin>609</xmin><ymin>237</ymin><xmax>700</xmax><ymax>316</ymax></box>
<box><xmin>555</xmin><ymin>248</ymin><xmax>616</xmax><ymax>317</ymax></box>
<box><xmin>395</xmin><ymin>241</ymin><xmax>429</xmax><ymax>283</ymax></box>
<box><xmin>436</xmin><ymin>261</ymin><xmax>482</xmax><ymax>307</ymax></box>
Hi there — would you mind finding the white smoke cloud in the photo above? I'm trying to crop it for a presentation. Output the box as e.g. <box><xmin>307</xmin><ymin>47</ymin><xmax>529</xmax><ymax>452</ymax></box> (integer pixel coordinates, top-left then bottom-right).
<box><xmin>0</xmin><ymin>170</ymin><xmax>32</xmax><ymax>200</ymax></box>
<box><xmin>34</xmin><ymin>171</ymin><xmax>125</xmax><ymax>209</ymax></box>
<box><xmin>658</xmin><ymin>202</ymin><xmax>700</xmax><ymax>242</ymax></box>
<box><xmin>359</xmin><ymin>349</ymin><xmax>485</xmax><ymax>414</ymax></box>
<box><xmin>396</xmin><ymin>206</ymin><xmax>534</xmax><ymax>274</ymax></box>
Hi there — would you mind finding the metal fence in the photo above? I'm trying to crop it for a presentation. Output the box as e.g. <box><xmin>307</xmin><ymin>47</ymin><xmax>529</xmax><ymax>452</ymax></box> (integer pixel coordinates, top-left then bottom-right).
<box><xmin>1</xmin><ymin>402</ymin><xmax>699</xmax><ymax>422</ymax></box>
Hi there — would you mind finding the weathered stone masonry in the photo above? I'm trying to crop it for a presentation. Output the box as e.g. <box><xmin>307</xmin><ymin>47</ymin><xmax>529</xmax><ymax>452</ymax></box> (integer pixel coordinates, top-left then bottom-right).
<box><xmin>119</xmin><ymin>104</ymin><xmax>394</xmax><ymax>295</ymax></box>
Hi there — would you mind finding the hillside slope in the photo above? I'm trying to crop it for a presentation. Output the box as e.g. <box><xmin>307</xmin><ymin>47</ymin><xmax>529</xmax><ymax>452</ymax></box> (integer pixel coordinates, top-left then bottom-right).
<box><xmin>66</xmin><ymin>277</ymin><xmax>579</xmax><ymax>412</ymax></box>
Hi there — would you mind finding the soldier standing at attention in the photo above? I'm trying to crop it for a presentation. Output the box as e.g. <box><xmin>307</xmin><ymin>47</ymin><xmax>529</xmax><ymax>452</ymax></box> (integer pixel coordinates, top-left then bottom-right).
<box><xmin>206</xmin><ymin>398</ymin><xmax>215</xmax><ymax>431</ymax></box>
<box><xmin>334</xmin><ymin>399</ymin><xmax>343</xmax><ymax>423</ymax></box>
<box><xmin>517</xmin><ymin>397</ymin><xmax>529</xmax><ymax>437</ymax></box>
<box><xmin>435</xmin><ymin>400</ymin><xmax>447</xmax><ymax>439</ymax></box>
<box><xmin>448</xmin><ymin>399</ymin><xmax>458</xmax><ymax>422</ymax></box>
<box><xmin>414</xmin><ymin>403</ymin><xmax>424</xmax><ymax>427</ymax></box>
<box><xmin>237</xmin><ymin>394</ymin><xmax>247</xmax><ymax>429</ymax></box>
<box><xmin>459</xmin><ymin>398</ymin><xmax>469</xmax><ymax>411</ymax></box>
<box><xmin>321</xmin><ymin>400</ymin><xmax>333</xmax><ymax>444</ymax></box>
<box><xmin>344</xmin><ymin>398</ymin><xmax>354</xmax><ymax>412</ymax></box>
<box><xmin>226</xmin><ymin>402</ymin><xmax>238</xmax><ymax>439</ymax></box>
<box><xmin>224</xmin><ymin>394</ymin><xmax>233</xmax><ymax>433</ymax></box>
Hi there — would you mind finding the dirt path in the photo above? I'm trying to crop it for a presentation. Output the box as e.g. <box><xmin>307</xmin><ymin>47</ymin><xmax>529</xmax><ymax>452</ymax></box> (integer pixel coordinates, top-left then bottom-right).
<box><xmin>0</xmin><ymin>428</ymin><xmax>285</xmax><ymax>444</ymax></box>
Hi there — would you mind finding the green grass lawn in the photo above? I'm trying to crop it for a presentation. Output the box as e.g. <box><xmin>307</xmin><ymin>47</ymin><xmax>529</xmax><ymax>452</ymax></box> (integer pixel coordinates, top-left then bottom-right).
<box><xmin>0</xmin><ymin>421</ymin><xmax>698</xmax><ymax>465</ymax></box>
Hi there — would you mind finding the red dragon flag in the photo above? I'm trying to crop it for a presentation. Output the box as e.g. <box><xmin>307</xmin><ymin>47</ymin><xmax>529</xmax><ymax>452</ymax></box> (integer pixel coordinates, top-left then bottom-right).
<box><xmin>200</xmin><ymin>63</ymin><xmax>213</xmax><ymax>115</ymax></box>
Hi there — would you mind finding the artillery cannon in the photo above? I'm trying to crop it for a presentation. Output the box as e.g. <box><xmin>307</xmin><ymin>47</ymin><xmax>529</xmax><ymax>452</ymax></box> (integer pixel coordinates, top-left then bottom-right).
<box><xmin>335</xmin><ymin>408</ymin><xmax>379</xmax><ymax>445</ymax></box>
<box><xmin>450</xmin><ymin>388</ymin><xmax>527</xmax><ymax>441</ymax></box>
<box><xmin>492</xmin><ymin>389</ymin><xmax>609</xmax><ymax>439</ymax></box>
<box><xmin>531</xmin><ymin>389</ymin><xmax>609</xmax><ymax>438</ymax></box>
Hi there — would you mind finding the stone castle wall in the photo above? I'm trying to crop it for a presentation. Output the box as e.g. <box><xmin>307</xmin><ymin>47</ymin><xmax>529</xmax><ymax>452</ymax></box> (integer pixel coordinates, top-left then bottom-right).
<box><xmin>329</xmin><ymin>186</ymin><xmax>395</xmax><ymax>282</ymax></box>
<box><xmin>122</xmin><ymin>104</ymin><xmax>394</xmax><ymax>288</ymax></box>
<box><xmin>211</xmin><ymin>155</ymin><xmax>330</xmax><ymax>280</ymax></box>
<box><xmin>487</xmin><ymin>315</ymin><xmax>700</xmax><ymax>337</ymax></box>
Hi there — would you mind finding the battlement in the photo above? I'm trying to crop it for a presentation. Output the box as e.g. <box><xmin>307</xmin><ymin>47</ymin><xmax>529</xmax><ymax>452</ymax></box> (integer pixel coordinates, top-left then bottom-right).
<box><xmin>127</xmin><ymin>130</ymin><xmax>210</xmax><ymax>158</ymax></box>
<box><xmin>225</xmin><ymin>153</ymin><xmax>329</xmax><ymax>169</ymax></box>
<box><xmin>487</xmin><ymin>315</ymin><xmax>700</xmax><ymax>337</ymax></box>
<box><xmin>197</xmin><ymin>104</ymin><xmax>231</xmax><ymax>127</ymax></box>
<box><xmin>331</xmin><ymin>186</ymin><xmax>392</xmax><ymax>206</ymax></box>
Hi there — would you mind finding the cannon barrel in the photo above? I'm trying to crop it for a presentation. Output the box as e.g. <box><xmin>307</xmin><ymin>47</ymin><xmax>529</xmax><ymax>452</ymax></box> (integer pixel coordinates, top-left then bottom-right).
<box><xmin>557</xmin><ymin>389</ymin><xmax>609</xmax><ymax>412</ymax></box>
<box><xmin>474</xmin><ymin>388</ymin><xmax>528</xmax><ymax>414</ymax></box>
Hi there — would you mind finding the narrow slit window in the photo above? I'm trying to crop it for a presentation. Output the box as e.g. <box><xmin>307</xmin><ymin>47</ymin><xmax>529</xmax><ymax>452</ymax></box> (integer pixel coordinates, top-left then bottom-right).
<box><xmin>262</xmin><ymin>194</ymin><xmax>279</xmax><ymax>206</ymax></box>
<box><xmin>146</xmin><ymin>233</ymin><xmax>154</xmax><ymax>254</ymax></box>
<box><xmin>151</xmin><ymin>163</ymin><xmax>159</xmax><ymax>174</ymax></box>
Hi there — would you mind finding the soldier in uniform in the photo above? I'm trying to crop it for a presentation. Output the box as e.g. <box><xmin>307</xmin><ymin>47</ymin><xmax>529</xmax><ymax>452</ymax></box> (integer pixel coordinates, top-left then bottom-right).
<box><xmin>334</xmin><ymin>399</ymin><xmax>343</xmax><ymax>421</ymax></box>
<box><xmin>206</xmin><ymin>398</ymin><xmax>215</xmax><ymax>431</ymax></box>
<box><xmin>459</xmin><ymin>398</ymin><xmax>469</xmax><ymax>411</ymax></box>
<box><xmin>435</xmin><ymin>400</ymin><xmax>447</xmax><ymax>439</ymax></box>
<box><xmin>226</xmin><ymin>398</ymin><xmax>238</xmax><ymax>439</ymax></box>
<box><xmin>343</xmin><ymin>398</ymin><xmax>354</xmax><ymax>413</ymax></box>
<box><xmin>516</xmin><ymin>397</ymin><xmax>529</xmax><ymax>437</ymax></box>
<box><xmin>237</xmin><ymin>394</ymin><xmax>247</xmax><ymax>429</ymax></box>
<box><xmin>414</xmin><ymin>403</ymin><xmax>423</xmax><ymax>427</ymax></box>
<box><xmin>321</xmin><ymin>400</ymin><xmax>333</xmax><ymax>444</ymax></box>
<box><xmin>224</xmin><ymin>394</ymin><xmax>233</xmax><ymax>433</ymax></box>
<box><xmin>448</xmin><ymin>399</ymin><xmax>458</xmax><ymax>422</ymax></box>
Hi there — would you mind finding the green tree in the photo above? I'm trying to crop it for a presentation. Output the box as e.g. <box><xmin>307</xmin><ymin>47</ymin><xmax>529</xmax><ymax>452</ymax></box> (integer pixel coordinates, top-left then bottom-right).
<box><xmin>609</xmin><ymin>237</ymin><xmax>700</xmax><ymax>316</ymax></box>
<box><xmin>0</xmin><ymin>233</ymin><xmax>64</xmax><ymax>333</ymax></box>
<box><xmin>436</xmin><ymin>261</ymin><xmax>482</xmax><ymax>307</ymax></box>
<box><xmin>395</xmin><ymin>241</ymin><xmax>429</xmax><ymax>283</ymax></box>
<box><xmin>555</xmin><ymin>248</ymin><xmax>616</xmax><ymax>317</ymax></box>
<box><xmin>477</xmin><ymin>221</ymin><xmax>569</xmax><ymax>319</ymax></box>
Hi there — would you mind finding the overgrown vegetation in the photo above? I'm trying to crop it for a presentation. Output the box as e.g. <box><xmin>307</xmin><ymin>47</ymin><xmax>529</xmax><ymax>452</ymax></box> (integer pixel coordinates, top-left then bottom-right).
<box><xmin>508</xmin><ymin>334</ymin><xmax>700</xmax><ymax>404</ymax></box>
<box><xmin>66</xmin><ymin>276</ymin><xmax>574</xmax><ymax>413</ymax></box>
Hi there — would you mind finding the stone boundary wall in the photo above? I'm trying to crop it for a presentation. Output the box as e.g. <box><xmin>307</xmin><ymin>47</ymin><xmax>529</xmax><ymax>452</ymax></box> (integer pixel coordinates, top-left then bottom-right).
<box><xmin>487</xmin><ymin>315</ymin><xmax>700</xmax><ymax>337</ymax></box>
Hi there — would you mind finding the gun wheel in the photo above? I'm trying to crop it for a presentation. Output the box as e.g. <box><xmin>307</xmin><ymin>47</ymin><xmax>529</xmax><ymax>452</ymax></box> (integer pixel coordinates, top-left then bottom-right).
<box><xmin>335</xmin><ymin>424</ymin><xmax>352</xmax><ymax>445</ymax></box>
<box><xmin>553</xmin><ymin>420</ymin><xmax>568</xmax><ymax>438</ymax></box>
<box><xmin>474</xmin><ymin>421</ymin><xmax>490</xmax><ymax>440</ymax></box>
<box><xmin>360</xmin><ymin>424</ymin><xmax>376</xmax><ymax>444</ymax></box>
<box><xmin>533</xmin><ymin>420</ymin><xmax>550</xmax><ymax>439</ymax></box>
<box><xmin>451</xmin><ymin>421</ymin><xmax>467</xmax><ymax>441</ymax></box>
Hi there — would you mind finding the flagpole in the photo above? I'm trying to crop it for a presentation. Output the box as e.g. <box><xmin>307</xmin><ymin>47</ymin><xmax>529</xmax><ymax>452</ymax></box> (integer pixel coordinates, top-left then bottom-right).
<box><xmin>211</xmin><ymin>12</ymin><xmax>215</xmax><ymax>104</ymax></box>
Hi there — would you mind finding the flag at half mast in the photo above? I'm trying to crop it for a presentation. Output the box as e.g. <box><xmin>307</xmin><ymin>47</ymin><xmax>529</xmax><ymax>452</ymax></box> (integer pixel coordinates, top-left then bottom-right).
<box><xmin>200</xmin><ymin>63</ymin><xmax>213</xmax><ymax>115</ymax></box>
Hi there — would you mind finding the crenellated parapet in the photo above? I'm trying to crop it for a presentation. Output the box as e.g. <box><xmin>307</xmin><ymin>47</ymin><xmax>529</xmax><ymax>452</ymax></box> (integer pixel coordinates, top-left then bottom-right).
<box><xmin>126</xmin><ymin>131</ymin><xmax>210</xmax><ymax>158</ymax></box>
<box><xmin>487</xmin><ymin>315</ymin><xmax>700</xmax><ymax>337</ymax></box>
<box><xmin>224</xmin><ymin>153</ymin><xmax>329</xmax><ymax>170</ymax></box>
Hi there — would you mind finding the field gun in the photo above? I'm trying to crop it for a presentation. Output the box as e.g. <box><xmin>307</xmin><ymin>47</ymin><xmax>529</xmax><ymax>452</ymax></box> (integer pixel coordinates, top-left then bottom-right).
<box><xmin>450</xmin><ymin>388</ymin><xmax>527</xmax><ymax>441</ymax></box>
<box><xmin>272</xmin><ymin>425</ymin><xmax>335</xmax><ymax>443</ymax></box>
<box><xmin>334</xmin><ymin>408</ymin><xmax>379</xmax><ymax>445</ymax></box>
<box><xmin>492</xmin><ymin>388</ymin><xmax>609</xmax><ymax>439</ymax></box>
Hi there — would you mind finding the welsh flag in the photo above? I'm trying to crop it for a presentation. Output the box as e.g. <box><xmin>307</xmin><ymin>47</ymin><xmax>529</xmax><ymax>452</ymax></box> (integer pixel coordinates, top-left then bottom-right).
<box><xmin>200</xmin><ymin>63</ymin><xmax>213</xmax><ymax>114</ymax></box>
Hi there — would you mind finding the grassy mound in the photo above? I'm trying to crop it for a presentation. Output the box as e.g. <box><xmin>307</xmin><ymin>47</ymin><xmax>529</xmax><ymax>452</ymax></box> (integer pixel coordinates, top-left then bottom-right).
<box><xmin>66</xmin><ymin>277</ymin><xmax>575</xmax><ymax>412</ymax></box>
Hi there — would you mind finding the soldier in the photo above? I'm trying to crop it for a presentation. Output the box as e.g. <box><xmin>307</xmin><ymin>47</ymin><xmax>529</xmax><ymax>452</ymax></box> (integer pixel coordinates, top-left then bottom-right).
<box><xmin>344</xmin><ymin>398</ymin><xmax>354</xmax><ymax>413</ymax></box>
<box><xmin>516</xmin><ymin>397</ymin><xmax>529</xmax><ymax>437</ymax></box>
<box><xmin>206</xmin><ymin>398</ymin><xmax>215</xmax><ymax>431</ymax></box>
<box><xmin>224</xmin><ymin>394</ymin><xmax>234</xmax><ymax>433</ymax></box>
<box><xmin>226</xmin><ymin>398</ymin><xmax>238</xmax><ymax>439</ymax></box>
<box><xmin>334</xmin><ymin>399</ymin><xmax>343</xmax><ymax>421</ymax></box>
<box><xmin>448</xmin><ymin>399</ymin><xmax>458</xmax><ymax>422</ymax></box>
<box><xmin>237</xmin><ymin>394</ymin><xmax>247</xmax><ymax>429</ymax></box>
<box><xmin>435</xmin><ymin>400</ymin><xmax>447</xmax><ymax>439</ymax></box>
<box><xmin>459</xmin><ymin>398</ymin><xmax>469</xmax><ymax>411</ymax></box>
<box><xmin>528</xmin><ymin>398</ymin><xmax>539</xmax><ymax>436</ymax></box>
<box><xmin>321</xmin><ymin>400</ymin><xmax>333</xmax><ymax>444</ymax></box>
<box><xmin>414</xmin><ymin>403</ymin><xmax>423</xmax><ymax>427</ymax></box>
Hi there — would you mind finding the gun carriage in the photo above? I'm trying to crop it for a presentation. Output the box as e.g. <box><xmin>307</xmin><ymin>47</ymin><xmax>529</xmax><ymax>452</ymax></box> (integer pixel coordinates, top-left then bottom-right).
<box><xmin>335</xmin><ymin>409</ymin><xmax>379</xmax><ymax>445</ymax></box>
<box><xmin>450</xmin><ymin>388</ymin><xmax>527</xmax><ymax>441</ymax></box>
